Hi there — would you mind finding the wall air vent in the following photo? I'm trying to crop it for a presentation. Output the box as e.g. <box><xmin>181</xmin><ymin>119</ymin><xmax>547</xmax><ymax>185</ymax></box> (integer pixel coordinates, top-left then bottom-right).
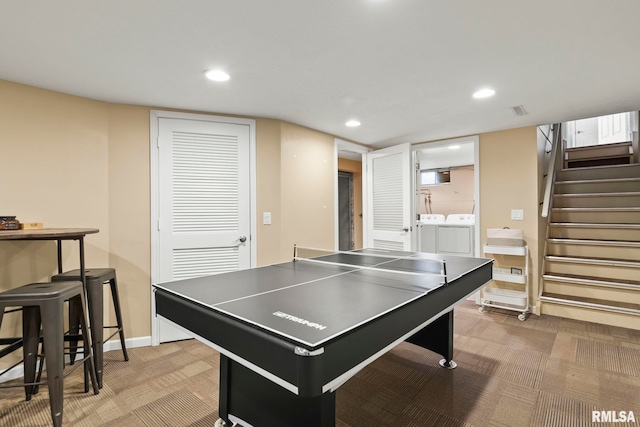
<box><xmin>510</xmin><ymin>105</ymin><xmax>528</xmax><ymax>116</ymax></box>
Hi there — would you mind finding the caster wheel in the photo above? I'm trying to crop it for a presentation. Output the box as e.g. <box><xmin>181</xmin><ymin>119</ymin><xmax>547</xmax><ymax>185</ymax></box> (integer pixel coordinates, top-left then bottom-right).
<box><xmin>479</xmin><ymin>306</ymin><xmax>486</xmax><ymax>313</ymax></box>
<box><xmin>439</xmin><ymin>358</ymin><xmax>457</xmax><ymax>369</ymax></box>
<box><xmin>518</xmin><ymin>313</ymin><xmax>526</xmax><ymax>321</ymax></box>
<box><xmin>215</xmin><ymin>419</ymin><xmax>237</xmax><ymax>427</ymax></box>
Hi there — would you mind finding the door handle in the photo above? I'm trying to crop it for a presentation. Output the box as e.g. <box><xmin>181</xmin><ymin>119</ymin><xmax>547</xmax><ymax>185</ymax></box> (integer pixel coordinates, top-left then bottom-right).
<box><xmin>238</xmin><ymin>235</ymin><xmax>247</xmax><ymax>243</ymax></box>
<box><xmin>402</xmin><ymin>227</ymin><xmax>410</xmax><ymax>232</ymax></box>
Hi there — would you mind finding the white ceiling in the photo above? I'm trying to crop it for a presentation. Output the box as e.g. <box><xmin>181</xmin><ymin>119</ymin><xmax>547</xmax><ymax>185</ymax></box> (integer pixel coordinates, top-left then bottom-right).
<box><xmin>2</xmin><ymin>1</ymin><xmax>639</xmax><ymax>148</ymax></box>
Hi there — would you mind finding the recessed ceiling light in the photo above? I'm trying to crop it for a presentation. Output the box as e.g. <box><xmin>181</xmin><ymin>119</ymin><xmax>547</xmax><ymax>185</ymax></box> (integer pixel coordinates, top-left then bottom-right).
<box><xmin>204</xmin><ymin>69</ymin><xmax>230</xmax><ymax>82</ymax></box>
<box><xmin>345</xmin><ymin>120</ymin><xmax>361</xmax><ymax>127</ymax></box>
<box><xmin>473</xmin><ymin>88</ymin><xmax>495</xmax><ymax>99</ymax></box>
<box><xmin>448</xmin><ymin>145</ymin><xmax>461</xmax><ymax>150</ymax></box>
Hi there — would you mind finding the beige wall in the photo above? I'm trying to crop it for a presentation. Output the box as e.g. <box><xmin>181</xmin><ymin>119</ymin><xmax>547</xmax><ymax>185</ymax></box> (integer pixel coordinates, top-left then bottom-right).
<box><xmin>337</xmin><ymin>158</ymin><xmax>364</xmax><ymax>249</ymax></box>
<box><xmin>107</xmin><ymin>104</ymin><xmax>152</xmax><ymax>339</ymax></box>
<box><xmin>256</xmin><ymin>121</ymin><xmax>342</xmax><ymax>264</ymax></box>
<box><xmin>279</xmin><ymin>123</ymin><xmax>335</xmax><ymax>257</ymax></box>
<box><xmin>419</xmin><ymin>166</ymin><xmax>474</xmax><ymax>217</ymax></box>
<box><xmin>255</xmin><ymin>119</ymin><xmax>283</xmax><ymax>266</ymax></box>
<box><xmin>479</xmin><ymin>126</ymin><xmax>540</xmax><ymax>304</ymax></box>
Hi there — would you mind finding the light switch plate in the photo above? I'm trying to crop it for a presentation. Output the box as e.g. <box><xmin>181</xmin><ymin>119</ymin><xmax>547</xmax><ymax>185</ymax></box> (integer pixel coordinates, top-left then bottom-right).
<box><xmin>263</xmin><ymin>212</ymin><xmax>272</xmax><ymax>225</ymax></box>
<box><xmin>511</xmin><ymin>209</ymin><xmax>524</xmax><ymax>220</ymax></box>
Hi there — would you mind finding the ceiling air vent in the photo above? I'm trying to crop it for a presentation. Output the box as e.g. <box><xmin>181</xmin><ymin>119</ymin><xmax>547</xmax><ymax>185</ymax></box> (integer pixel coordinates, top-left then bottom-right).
<box><xmin>510</xmin><ymin>105</ymin><xmax>528</xmax><ymax>116</ymax></box>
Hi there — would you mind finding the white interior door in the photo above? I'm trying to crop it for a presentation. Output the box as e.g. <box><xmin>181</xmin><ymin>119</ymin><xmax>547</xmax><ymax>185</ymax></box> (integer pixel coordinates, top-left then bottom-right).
<box><xmin>599</xmin><ymin>112</ymin><xmax>631</xmax><ymax>144</ymax></box>
<box><xmin>574</xmin><ymin>118</ymin><xmax>599</xmax><ymax>147</ymax></box>
<box><xmin>154</xmin><ymin>114</ymin><xmax>252</xmax><ymax>343</ymax></box>
<box><xmin>364</xmin><ymin>143</ymin><xmax>412</xmax><ymax>251</ymax></box>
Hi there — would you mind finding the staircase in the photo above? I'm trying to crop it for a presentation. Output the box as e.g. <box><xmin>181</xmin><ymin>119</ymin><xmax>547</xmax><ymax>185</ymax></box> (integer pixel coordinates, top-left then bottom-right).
<box><xmin>540</xmin><ymin>162</ymin><xmax>640</xmax><ymax>329</ymax></box>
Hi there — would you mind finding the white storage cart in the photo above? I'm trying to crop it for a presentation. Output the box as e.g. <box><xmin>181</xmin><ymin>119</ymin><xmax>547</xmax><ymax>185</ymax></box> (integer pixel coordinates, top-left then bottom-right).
<box><xmin>480</xmin><ymin>244</ymin><xmax>529</xmax><ymax>321</ymax></box>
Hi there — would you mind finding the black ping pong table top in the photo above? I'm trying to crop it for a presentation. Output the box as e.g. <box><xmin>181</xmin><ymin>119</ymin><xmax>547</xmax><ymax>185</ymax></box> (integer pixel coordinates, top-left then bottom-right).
<box><xmin>155</xmin><ymin>248</ymin><xmax>492</xmax><ymax>348</ymax></box>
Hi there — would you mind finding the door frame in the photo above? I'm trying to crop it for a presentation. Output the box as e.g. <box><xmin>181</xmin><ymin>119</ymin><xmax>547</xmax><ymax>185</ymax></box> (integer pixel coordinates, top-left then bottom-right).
<box><xmin>411</xmin><ymin>135</ymin><xmax>480</xmax><ymax>257</ymax></box>
<box><xmin>337</xmin><ymin>170</ymin><xmax>354</xmax><ymax>251</ymax></box>
<box><xmin>333</xmin><ymin>139</ymin><xmax>371</xmax><ymax>251</ymax></box>
<box><xmin>364</xmin><ymin>143</ymin><xmax>413</xmax><ymax>251</ymax></box>
<box><xmin>149</xmin><ymin>110</ymin><xmax>257</xmax><ymax>345</ymax></box>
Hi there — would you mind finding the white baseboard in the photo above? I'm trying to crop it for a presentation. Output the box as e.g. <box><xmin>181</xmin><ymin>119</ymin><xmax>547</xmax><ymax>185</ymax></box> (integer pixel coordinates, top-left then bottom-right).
<box><xmin>0</xmin><ymin>336</ymin><xmax>152</xmax><ymax>384</ymax></box>
<box><xmin>0</xmin><ymin>363</ymin><xmax>26</xmax><ymax>384</ymax></box>
<box><xmin>103</xmin><ymin>335</ymin><xmax>152</xmax><ymax>352</ymax></box>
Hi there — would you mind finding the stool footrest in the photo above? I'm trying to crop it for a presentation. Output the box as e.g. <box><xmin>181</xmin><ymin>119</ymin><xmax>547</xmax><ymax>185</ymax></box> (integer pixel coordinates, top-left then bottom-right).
<box><xmin>0</xmin><ymin>355</ymin><xmax>92</xmax><ymax>389</ymax></box>
<box><xmin>104</xmin><ymin>328</ymin><xmax>123</xmax><ymax>342</ymax></box>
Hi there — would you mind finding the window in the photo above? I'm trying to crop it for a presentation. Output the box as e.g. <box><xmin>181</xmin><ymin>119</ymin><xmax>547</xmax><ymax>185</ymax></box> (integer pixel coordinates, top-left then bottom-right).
<box><xmin>420</xmin><ymin>168</ymin><xmax>451</xmax><ymax>186</ymax></box>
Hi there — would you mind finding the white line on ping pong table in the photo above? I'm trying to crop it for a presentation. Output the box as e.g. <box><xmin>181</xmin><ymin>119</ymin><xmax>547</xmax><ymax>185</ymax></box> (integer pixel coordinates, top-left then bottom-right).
<box><xmin>203</xmin><ymin>255</ymin><xmax>446</xmax><ymax>308</ymax></box>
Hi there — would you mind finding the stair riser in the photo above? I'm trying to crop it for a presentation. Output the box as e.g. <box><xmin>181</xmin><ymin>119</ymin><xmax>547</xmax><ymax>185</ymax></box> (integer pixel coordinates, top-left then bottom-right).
<box><xmin>555</xmin><ymin>181</ymin><xmax>640</xmax><ymax>194</ymax></box>
<box><xmin>552</xmin><ymin>195</ymin><xmax>640</xmax><ymax>208</ymax></box>
<box><xmin>551</xmin><ymin>210</ymin><xmax>639</xmax><ymax>224</ymax></box>
<box><xmin>547</xmin><ymin>244</ymin><xmax>640</xmax><ymax>261</ymax></box>
<box><xmin>545</xmin><ymin>261</ymin><xmax>639</xmax><ymax>282</ymax></box>
<box><xmin>540</xmin><ymin>302</ymin><xmax>640</xmax><ymax>330</ymax></box>
<box><xmin>556</xmin><ymin>164</ymin><xmax>640</xmax><ymax>181</ymax></box>
<box><xmin>543</xmin><ymin>280</ymin><xmax>640</xmax><ymax>304</ymax></box>
<box><xmin>549</xmin><ymin>227</ymin><xmax>640</xmax><ymax>241</ymax></box>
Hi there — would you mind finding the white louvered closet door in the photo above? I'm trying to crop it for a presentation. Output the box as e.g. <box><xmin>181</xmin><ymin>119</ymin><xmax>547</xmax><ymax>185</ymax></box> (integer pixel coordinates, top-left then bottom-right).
<box><xmin>365</xmin><ymin>143</ymin><xmax>412</xmax><ymax>250</ymax></box>
<box><xmin>158</xmin><ymin>117</ymin><xmax>251</xmax><ymax>283</ymax></box>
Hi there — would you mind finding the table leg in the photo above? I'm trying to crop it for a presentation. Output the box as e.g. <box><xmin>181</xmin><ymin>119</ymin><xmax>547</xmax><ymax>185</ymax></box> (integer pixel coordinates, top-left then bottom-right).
<box><xmin>79</xmin><ymin>237</ymin><xmax>86</xmax><ymax>292</ymax></box>
<box><xmin>218</xmin><ymin>355</ymin><xmax>232</xmax><ymax>425</ymax></box>
<box><xmin>406</xmin><ymin>309</ymin><xmax>456</xmax><ymax>368</ymax></box>
<box><xmin>218</xmin><ymin>355</ymin><xmax>335</xmax><ymax>426</ymax></box>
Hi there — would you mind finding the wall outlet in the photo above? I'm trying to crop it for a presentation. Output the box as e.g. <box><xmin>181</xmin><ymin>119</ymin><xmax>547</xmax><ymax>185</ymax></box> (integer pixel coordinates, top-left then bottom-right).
<box><xmin>511</xmin><ymin>209</ymin><xmax>524</xmax><ymax>220</ymax></box>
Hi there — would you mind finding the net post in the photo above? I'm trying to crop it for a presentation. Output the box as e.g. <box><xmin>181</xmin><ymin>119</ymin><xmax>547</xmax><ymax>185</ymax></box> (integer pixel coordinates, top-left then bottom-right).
<box><xmin>441</xmin><ymin>260</ymin><xmax>448</xmax><ymax>285</ymax></box>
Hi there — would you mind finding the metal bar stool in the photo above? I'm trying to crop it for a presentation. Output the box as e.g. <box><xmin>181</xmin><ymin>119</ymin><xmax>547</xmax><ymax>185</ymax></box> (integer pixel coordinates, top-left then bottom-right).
<box><xmin>52</xmin><ymin>268</ymin><xmax>128</xmax><ymax>388</ymax></box>
<box><xmin>0</xmin><ymin>281</ymin><xmax>99</xmax><ymax>427</ymax></box>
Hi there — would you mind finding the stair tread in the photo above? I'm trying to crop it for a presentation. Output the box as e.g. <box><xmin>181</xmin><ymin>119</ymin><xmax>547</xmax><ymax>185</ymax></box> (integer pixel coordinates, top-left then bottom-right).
<box><xmin>547</xmin><ymin>238</ymin><xmax>640</xmax><ymax>247</ymax></box>
<box><xmin>543</xmin><ymin>273</ymin><xmax>640</xmax><ymax>287</ymax></box>
<box><xmin>554</xmin><ymin>191</ymin><xmax>640</xmax><ymax>198</ymax></box>
<box><xmin>541</xmin><ymin>293</ymin><xmax>640</xmax><ymax>312</ymax></box>
<box><xmin>556</xmin><ymin>177</ymin><xmax>640</xmax><ymax>185</ymax></box>
<box><xmin>560</xmin><ymin>163</ymin><xmax>639</xmax><ymax>172</ymax></box>
<box><xmin>545</xmin><ymin>255</ymin><xmax>640</xmax><ymax>267</ymax></box>
<box><xmin>549</xmin><ymin>222</ymin><xmax>640</xmax><ymax>229</ymax></box>
<box><xmin>552</xmin><ymin>207</ymin><xmax>640</xmax><ymax>211</ymax></box>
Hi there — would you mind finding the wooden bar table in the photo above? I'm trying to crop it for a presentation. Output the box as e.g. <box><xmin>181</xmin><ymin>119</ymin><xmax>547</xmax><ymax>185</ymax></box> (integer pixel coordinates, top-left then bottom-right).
<box><xmin>0</xmin><ymin>228</ymin><xmax>99</xmax><ymax>286</ymax></box>
<box><xmin>0</xmin><ymin>228</ymin><xmax>99</xmax><ymax>366</ymax></box>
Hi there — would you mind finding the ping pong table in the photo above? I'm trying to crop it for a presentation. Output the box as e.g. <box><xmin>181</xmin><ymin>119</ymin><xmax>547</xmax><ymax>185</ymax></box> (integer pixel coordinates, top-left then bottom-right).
<box><xmin>153</xmin><ymin>248</ymin><xmax>492</xmax><ymax>427</ymax></box>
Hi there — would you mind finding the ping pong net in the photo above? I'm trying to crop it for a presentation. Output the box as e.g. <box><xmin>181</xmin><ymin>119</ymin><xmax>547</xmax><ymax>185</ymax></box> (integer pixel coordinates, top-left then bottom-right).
<box><xmin>293</xmin><ymin>246</ymin><xmax>449</xmax><ymax>285</ymax></box>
